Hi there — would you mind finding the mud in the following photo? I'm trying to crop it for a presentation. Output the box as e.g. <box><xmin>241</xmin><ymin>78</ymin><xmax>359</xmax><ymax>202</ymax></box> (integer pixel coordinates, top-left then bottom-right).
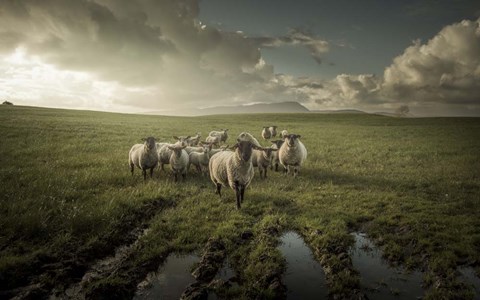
<box><xmin>13</xmin><ymin>197</ymin><xmax>176</xmax><ymax>300</ymax></box>
<box><xmin>134</xmin><ymin>254</ymin><xmax>200</xmax><ymax>300</ymax></box>
<box><xmin>351</xmin><ymin>232</ymin><xmax>424</xmax><ymax>299</ymax></box>
<box><xmin>459</xmin><ymin>266</ymin><xmax>480</xmax><ymax>298</ymax></box>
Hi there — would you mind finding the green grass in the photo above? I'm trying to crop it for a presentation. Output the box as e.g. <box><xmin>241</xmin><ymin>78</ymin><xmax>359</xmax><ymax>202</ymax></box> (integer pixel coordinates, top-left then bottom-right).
<box><xmin>1</xmin><ymin>105</ymin><xmax>479</xmax><ymax>299</ymax></box>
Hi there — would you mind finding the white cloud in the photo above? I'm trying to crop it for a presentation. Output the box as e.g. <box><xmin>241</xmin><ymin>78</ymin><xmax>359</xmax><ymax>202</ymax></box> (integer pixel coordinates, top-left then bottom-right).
<box><xmin>382</xmin><ymin>18</ymin><xmax>480</xmax><ymax>105</ymax></box>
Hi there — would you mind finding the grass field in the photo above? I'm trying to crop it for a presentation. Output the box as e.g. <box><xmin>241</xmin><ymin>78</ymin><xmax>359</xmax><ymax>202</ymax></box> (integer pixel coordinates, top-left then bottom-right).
<box><xmin>1</xmin><ymin>105</ymin><xmax>479</xmax><ymax>299</ymax></box>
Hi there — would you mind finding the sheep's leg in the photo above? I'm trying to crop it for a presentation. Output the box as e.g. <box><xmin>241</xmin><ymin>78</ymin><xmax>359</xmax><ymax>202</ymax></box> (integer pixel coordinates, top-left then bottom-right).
<box><xmin>130</xmin><ymin>163</ymin><xmax>134</xmax><ymax>176</ymax></box>
<box><xmin>215</xmin><ymin>183</ymin><xmax>222</xmax><ymax>197</ymax></box>
<box><xmin>275</xmin><ymin>163</ymin><xmax>279</xmax><ymax>172</ymax></box>
<box><xmin>150</xmin><ymin>167</ymin><xmax>154</xmax><ymax>178</ymax></box>
<box><xmin>182</xmin><ymin>173</ymin><xmax>186</xmax><ymax>181</ymax></box>
<box><xmin>174</xmin><ymin>173</ymin><xmax>178</xmax><ymax>182</ymax></box>
<box><xmin>240</xmin><ymin>185</ymin><xmax>245</xmax><ymax>203</ymax></box>
<box><xmin>142</xmin><ymin>169</ymin><xmax>147</xmax><ymax>181</ymax></box>
<box><xmin>234</xmin><ymin>181</ymin><xmax>241</xmax><ymax>209</ymax></box>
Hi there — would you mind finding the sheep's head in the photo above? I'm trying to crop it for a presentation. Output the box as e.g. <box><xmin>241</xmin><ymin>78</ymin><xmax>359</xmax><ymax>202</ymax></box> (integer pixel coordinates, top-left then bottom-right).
<box><xmin>142</xmin><ymin>137</ymin><xmax>156</xmax><ymax>151</ymax></box>
<box><xmin>168</xmin><ymin>144</ymin><xmax>186</xmax><ymax>156</ymax></box>
<box><xmin>271</xmin><ymin>140</ymin><xmax>284</xmax><ymax>148</ymax></box>
<box><xmin>233</xmin><ymin>139</ymin><xmax>258</xmax><ymax>162</ymax></box>
<box><xmin>285</xmin><ymin>134</ymin><xmax>301</xmax><ymax>147</ymax></box>
<box><xmin>173</xmin><ymin>135</ymin><xmax>191</xmax><ymax>146</ymax></box>
<box><xmin>260</xmin><ymin>147</ymin><xmax>278</xmax><ymax>159</ymax></box>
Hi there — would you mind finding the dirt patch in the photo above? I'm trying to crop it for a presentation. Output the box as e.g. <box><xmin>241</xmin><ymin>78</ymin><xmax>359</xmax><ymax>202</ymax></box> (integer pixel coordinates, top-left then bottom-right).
<box><xmin>7</xmin><ymin>198</ymin><xmax>175</xmax><ymax>299</ymax></box>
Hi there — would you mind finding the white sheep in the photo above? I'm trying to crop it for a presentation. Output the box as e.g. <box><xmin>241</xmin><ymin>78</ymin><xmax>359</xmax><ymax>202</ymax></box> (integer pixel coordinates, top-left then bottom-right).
<box><xmin>187</xmin><ymin>132</ymin><xmax>201</xmax><ymax>146</ymax></box>
<box><xmin>279</xmin><ymin>134</ymin><xmax>307</xmax><ymax>178</ymax></box>
<box><xmin>188</xmin><ymin>143</ymin><xmax>213</xmax><ymax>176</ymax></box>
<box><xmin>129</xmin><ymin>137</ymin><xmax>158</xmax><ymax>180</ymax></box>
<box><xmin>210</xmin><ymin>144</ymin><xmax>230</xmax><ymax>155</ymax></box>
<box><xmin>270</xmin><ymin>140</ymin><xmax>285</xmax><ymax>172</ymax></box>
<box><xmin>252</xmin><ymin>147</ymin><xmax>278</xmax><ymax>179</ymax></box>
<box><xmin>261</xmin><ymin>126</ymin><xmax>271</xmax><ymax>140</ymax></box>
<box><xmin>237</xmin><ymin>132</ymin><xmax>261</xmax><ymax>147</ymax></box>
<box><xmin>157</xmin><ymin>136</ymin><xmax>189</xmax><ymax>171</ymax></box>
<box><xmin>205</xmin><ymin>135</ymin><xmax>221</xmax><ymax>146</ymax></box>
<box><xmin>168</xmin><ymin>144</ymin><xmax>189</xmax><ymax>182</ymax></box>
<box><xmin>209</xmin><ymin>140</ymin><xmax>259</xmax><ymax>209</ymax></box>
<box><xmin>269</xmin><ymin>126</ymin><xmax>278</xmax><ymax>138</ymax></box>
<box><xmin>208</xmin><ymin>129</ymin><xmax>229</xmax><ymax>143</ymax></box>
<box><xmin>280</xmin><ymin>129</ymin><xmax>288</xmax><ymax>139</ymax></box>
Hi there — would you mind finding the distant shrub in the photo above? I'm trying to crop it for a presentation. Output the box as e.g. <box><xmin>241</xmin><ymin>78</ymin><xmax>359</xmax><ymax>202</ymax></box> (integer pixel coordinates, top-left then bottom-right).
<box><xmin>2</xmin><ymin>101</ymin><xmax>13</xmax><ymax>105</ymax></box>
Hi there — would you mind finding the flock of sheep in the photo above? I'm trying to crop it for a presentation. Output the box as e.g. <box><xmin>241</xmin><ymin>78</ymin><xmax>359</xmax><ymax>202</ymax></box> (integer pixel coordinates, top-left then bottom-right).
<box><xmin>128</xmin><ymin>127</ymin><xmax>307</xmax><ymax>209</ymax></box>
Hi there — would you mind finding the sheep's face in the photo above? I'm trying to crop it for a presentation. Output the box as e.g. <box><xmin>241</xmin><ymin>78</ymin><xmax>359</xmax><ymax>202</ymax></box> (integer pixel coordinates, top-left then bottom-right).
<box><xmin>143</xmin><ymin>137</ymin><xmax>156</xmax><ymax>150</ymax></box>
<box><xmin>173</xmin><ymin>135</ymin><xmax>191</xmax><ymax>147</ymax></box>
<box><xmin>262</xmin><ymin>148</ymin><xmax>277</xmax><ymax>159</ymax></box>
<box><xmin>285</xmin><ymin>134</ymin><xmax>301</xmax><ymax>147</ymax></box>
<box><xmin>271</xmin><ymin>140</ymin><xmax>284</xmax><ymax>149</ymax></box>
<box><xmin>234</xmin><ymin>140</ymin><xmax>254</xmax><ymax>162</ymax></box>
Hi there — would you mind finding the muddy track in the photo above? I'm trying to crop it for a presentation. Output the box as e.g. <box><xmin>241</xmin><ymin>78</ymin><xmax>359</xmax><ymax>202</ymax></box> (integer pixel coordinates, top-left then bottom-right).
<box><xmin>300</xmin><ymin>228</ymin><xmax>366</xmax><ymax>300</ymax></box>
<box><xmin>4</xmin><ymin>197</ymin><xmax>175</xmax><ymax>300</ymax></box>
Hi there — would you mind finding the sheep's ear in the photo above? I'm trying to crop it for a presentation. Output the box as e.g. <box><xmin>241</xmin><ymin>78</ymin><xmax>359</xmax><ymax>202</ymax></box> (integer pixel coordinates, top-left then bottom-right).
<box><xmin>186</xmin><ymin>136</ymin><xmax>191</xmax><ymax>139</ymax></box>
<box><xmin>297</xmin><ymin>135</ymin><xmax>302</xmax><ymax>139</ymax></box>
<box><xmin>271</xmin><ymin>148</ymin><xmax>278</xmax><ymax>151</ymax></box>
<box><xmin>173</xmin><ymin>136</ymin><xmax>179</xmax><ymax>140</ymax></box>
<box><xmin>230</xmin><ymin>144</ymin><xmax>239</xmax><ymax>150</ymax></box>
<box><xmin>225</xmin><ymin>129</ymin><xmax>229</xmax><ymax>132</ymax></box>
<box><xmin>141</xmin><ymin>138</ymin><xmax>146</xmax><ymax>141</ymax></box>
<box><xmin>236</xmin><ymin>138</ymin><xmax>241</xmax><ymax>143</ymax></box>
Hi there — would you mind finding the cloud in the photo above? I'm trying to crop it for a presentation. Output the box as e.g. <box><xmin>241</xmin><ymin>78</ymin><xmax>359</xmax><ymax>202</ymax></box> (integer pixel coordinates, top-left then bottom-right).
<box><xmin>382</xmin><ymin>18</ymin><xmax>480</xmax><ymax>105</ymax></box>
<box><xmin>295</xmin><ymin>18</ymin><xmax>480</xmax><ymax>114</ymax></box>
<box><xmin>253</xmin><ymin>28</ymin><xmax>330</xmax><ymax>64</ymax></box>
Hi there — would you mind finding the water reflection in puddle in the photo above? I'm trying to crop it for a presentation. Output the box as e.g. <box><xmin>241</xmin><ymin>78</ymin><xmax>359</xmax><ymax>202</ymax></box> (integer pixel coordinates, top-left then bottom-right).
<box><xmin>459</xmin><ymin>267</ymin><xmax>480</xmax><ymax>299</ymax></box>
<box><xmin>351</xmin><ymin>232</ymin><xmax>423</xmax><ymax>299</ymax></box>
<box><xmin>134</xmin><ymin>254</ymin><xmax>199</xmax><ymax>300</ymax></box>
<box><xmin>278</xmin><ymin>231</ymin><xmax>328</xmax><ymax>299</ymax></box>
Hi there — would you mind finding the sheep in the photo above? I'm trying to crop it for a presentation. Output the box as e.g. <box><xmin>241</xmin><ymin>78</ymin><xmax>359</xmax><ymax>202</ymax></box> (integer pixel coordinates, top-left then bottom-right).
<box><xmin>168</xmin><ymin>144</ymin><xmax>189</xmax><ymax>182</ymax></box>
<box><xmin>252</xmin><ymin>147</ymin><xmax>278</xmax><ymax>179</ymax></box>
<box><xmin>129</xmin><ymin>137</ymin><xmax>158</xmax><ymax>180</ymax></box>
<box><xmin>209</xmin><ymin>129</ymin><xmax>229</xmax><ymax>143</ymax></box>
<box><xmin>270</xmin><ymin>140</ymin><xmax>285</xmax><ymax>172</ymax></box>
<box><xmin>173</xmin><ymin>135</ymin><xmax>191</xmax><ymax>145</ymax></box>
<box><xmin>237</xmin><ymin>132</ymin><xmax>261</xmax><ymax>147</ymax></box>
<box><xmin>209</xmin><ymin>140</ymin><xmax>259</xmax><ymax>209</ymax></box>
<box><xmin>188</xmin><ymin>143</ymin><xmax>213</xmax><ymax>176</ymax></box>
<box><xmin>280</xmin><ymin>130</ymin><xmax>288</xmax><ymax>139</ymax></box>
<box><xmin>205</xmin><ymin>135</ymin><xmax>221</xmax><ymax>146</ymax></box>
<box><xmin>157</xmin><ymin>136</ymin><xmax>190</xmax><ymax>171</ymax></box>
<box><xmin>210</xmin><ymin>145</ymin><xmax>230</xmax><ymax>155</ymax></box>
<box><xmin>187</xmin><ymin>132</ymin><xmax>201</xmax><ymax>146</ymax></box>
<box><xmin>269</xmin><ymin>126</ymin><xmax>278</xmax><ymax>138</ymax></box>
<box><xmin>261</xmin><ymin>126</ymin><xmax>271</xmax><ymax>140</ymax></box>
<box><xmin>278</xmin><ymin>134</ymin><xmax>307</xmax><ymax>178</ymax></box>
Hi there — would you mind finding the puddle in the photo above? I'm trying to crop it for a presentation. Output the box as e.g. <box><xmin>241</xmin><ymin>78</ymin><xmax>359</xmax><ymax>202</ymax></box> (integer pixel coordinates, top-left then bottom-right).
<box><xmin>459</xmin><ymin>267</ymin><xmax>480</xmax><ymax>298</ymax></box>
<box><xmin>134</xmin><ymin>254</ymin><xmax>199</xmax><ymax>300</ymax></box>
<box><xmin>278</xmin><ymin>231</ymin><xmax>328</xmax><ymax>299</ymax></box>
<box><xmin>351</xmin><ymin>232</ymin><xmax>423</xmax><ymax>299</ymax></box>
<box><xmin>207</xmin><ymin>260</ymin><xmax>238</xmax><ymax>300</ymax></box>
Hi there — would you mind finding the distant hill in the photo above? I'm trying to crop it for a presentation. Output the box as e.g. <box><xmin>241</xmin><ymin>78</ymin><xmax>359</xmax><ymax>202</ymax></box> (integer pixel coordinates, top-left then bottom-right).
<box><xmin>311</xmin><ymin>109</ymin><xmax>366</xmax><ymax>114</ymax></box>
<box><xmin>144</xmin><ymin>101</ymin><xmax>310</xmax><ymax>116</ymax></box>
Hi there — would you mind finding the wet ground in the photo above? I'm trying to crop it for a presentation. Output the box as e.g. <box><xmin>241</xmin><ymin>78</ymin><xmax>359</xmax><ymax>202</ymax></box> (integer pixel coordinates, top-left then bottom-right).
<box><xmin>134</xmin><ymin>254</ymin><xmax>199</xmax><ymax>300</ymax></box>
<box><xmin>459</xmin><ymin>266</ymin><xmax>480</xmax><ymax>299</ymax></box>
<box><xmin>351</xmin><ymin>232</ymin><xmax>424</xmax><ymax>299</ymax></box>
<box><xmin>278</xmin><ymin>231</ymin><xmax>328</xmax><ymax>299</ymax></box>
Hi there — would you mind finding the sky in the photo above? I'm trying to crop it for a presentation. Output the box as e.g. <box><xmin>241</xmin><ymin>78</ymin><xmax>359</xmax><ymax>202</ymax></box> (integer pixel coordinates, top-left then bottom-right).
<box><xmin>0</xmin><ymin>0</ymin><xmax>479</xmax><ymax>116</ymax></box>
